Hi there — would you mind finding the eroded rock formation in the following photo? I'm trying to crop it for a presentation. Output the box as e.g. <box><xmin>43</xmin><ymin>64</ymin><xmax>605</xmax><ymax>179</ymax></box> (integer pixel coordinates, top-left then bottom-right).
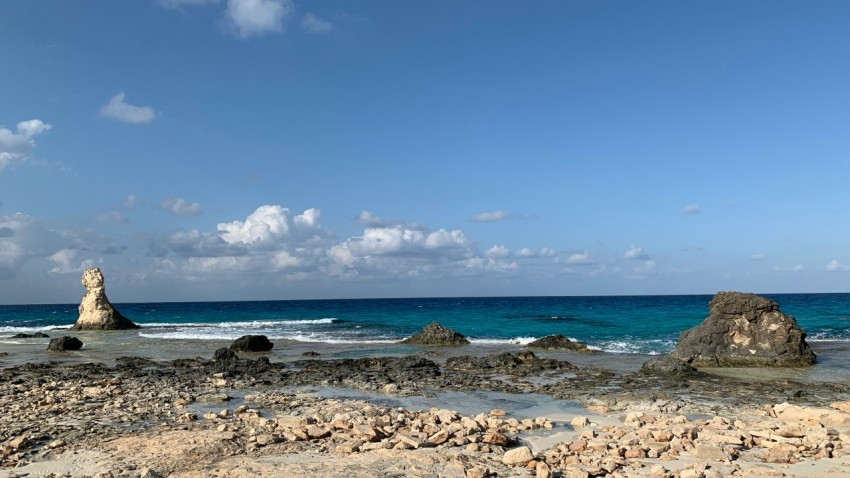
<box><xmin>71</xmin><ymin>268</ymin><xmax>138</xmax><ymax>331</ymax></box>
<box><xmin>399</xmin><ymin>321</ymin><xmax>470</xmax><ymax>345</ymax></box>
<box><xmin>670</xmin><ymin>291</ymin><xmax>816</xmax><ymax>367</ymax></box>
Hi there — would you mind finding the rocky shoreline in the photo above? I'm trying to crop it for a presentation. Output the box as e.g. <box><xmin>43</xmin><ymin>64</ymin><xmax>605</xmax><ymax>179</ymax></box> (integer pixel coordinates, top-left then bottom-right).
<box><xmin>2</xmin><ymin>349</ymin><xmax>850</xmax><ymax>478</ymax></box>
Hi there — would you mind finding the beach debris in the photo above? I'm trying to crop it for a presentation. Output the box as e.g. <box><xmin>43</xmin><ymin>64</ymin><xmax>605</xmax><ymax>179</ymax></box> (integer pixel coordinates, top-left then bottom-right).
<box><xmin>46</xmin><ymin>335</ymin><xmax>83</xmax><ymax>351</ymax></box>
<box><xmin>526</xmin><ymin>334</ymin><xmax>593</xmax><ymax>352</ymax></box>
<box><xmin>230</xmin><ymin>334</ymin><xmax>274</xmax><ymax>352</ymax></box>
<box><xmin>71</xmin><ymin>268</ymin><xmax>139</xmax><ymax>330</ymax></box>
<box><xmin>670</xmin><ymin>291</ymin><xmax>816</xmax><ymax>367</ymax></box>
<box><xmin>399</xmin><ymin>321</ymin><xmax>470</xmax><ymax>345</ymax></box>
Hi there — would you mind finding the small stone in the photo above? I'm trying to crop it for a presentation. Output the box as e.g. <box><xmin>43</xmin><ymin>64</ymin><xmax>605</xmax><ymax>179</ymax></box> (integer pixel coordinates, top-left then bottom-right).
<box><xmin>571</xmin><ymin>416</ymin><xmax>591</xmax><ymax>427</ymax></box>
<box><xmin>536</xmin><ymin>461</ymin><xmax>552</xmax><ymax>478</ymax></box>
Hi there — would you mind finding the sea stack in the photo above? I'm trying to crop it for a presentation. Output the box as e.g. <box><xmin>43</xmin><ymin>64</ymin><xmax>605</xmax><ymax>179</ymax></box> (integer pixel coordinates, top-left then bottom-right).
<box><xmin>70</xmin><ymin>268</ymin><xmax>139</xmax><ymax>330</ymax></box>
<box><xmin>670</xmin><ymin>291</ymin><xmax>815</xmax><ymax>367</ymax></box>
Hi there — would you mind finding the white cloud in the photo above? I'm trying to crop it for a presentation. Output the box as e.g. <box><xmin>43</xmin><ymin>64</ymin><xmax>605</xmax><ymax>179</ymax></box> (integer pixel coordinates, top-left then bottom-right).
<box><xmin>540</xmin><ymin>247</ymin><xmax>556</xmax><ymax>257</ymax></box>
<box><xmin>0</xmin><ymin>119</ymin><xmax>51</xmax><ymax>171</ymax></box>
<box><xmin>424</xmin><ymin>229</ymin><xmax>469</xmax><ymax>249</ymax></box>
<box><xmin>100</xmin><ymin>92</ymin><xmax>157</xmax><ymax>124</ymax></box>
<box><xmin>161</xmin><ymin>197</ymin><xmax>202</xmax><ymax>217</ymax></box>
<box><xmin>749</xmin><ymin>254</ymin><xmax>766</xmax><ymax>261</ymax></box>
<box><xmin>293</xmin><ymin>208</ymin><xmax>320</xmax><ymax>228</ymax></box>
<box><xmin>485</xmin><ymin>245</ymin><xmax>511</xmax><ymax>258</ymax></box>
<box><xmin>682</xmin><ymin>204</ymin><xmax>701</xmax><ymax>215</ymax></box>
<box><xmin>301</xmin><ymin>13</ymin><xmax>332</xmax><ymax>34</ymax></box>
<box><xmin>624</xmin><ymin>245</ymin><xmax>649</xmax><ymax>260</ymax></box>
<box><xmin>225</xmin><ymin>0</ymin><xmax>294</xmax><ymax>38</ymax></box>
<box><xmin>218</xmin><ymin>205</ymin><xmax>292</xmax><ymax>244</ymax></box>
<box><xmin>515</xmin><ymin>247</ymin><xmax>535</xmax><ymax>258</ymax></box>
<box><xmin>567</xmin><ymin>250</ymin><xmax>594</xmax><ymax>265</ymax></box>
<box><xmin>826</xmin><ymin>259</ymin><xmax>850</xmax><ymax>272</ymax></box>
<box><xmin>791</xmin><ymin>264</ymin><xmax>804</xmax><ymax>272</ymax></box>
<box><xmin>471</xmin><ymin>211</ymin><xmax>513</xmax><ymax>223</ymax></box>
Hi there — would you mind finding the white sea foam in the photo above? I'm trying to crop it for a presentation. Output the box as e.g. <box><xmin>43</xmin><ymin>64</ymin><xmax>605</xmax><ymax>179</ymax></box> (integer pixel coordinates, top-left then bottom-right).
<box><xmin>468</xmin><ymin>336</ymin><xmax>538</xmax><ymax>345</ymax></box>
<box><xmin>0</xmin><ymin>325</ymin><xmax>69</xmax><ymax>334</ymax></box>
<box><xmin>136</xmin><ymin>318</ymin><xmax>338</xmax><ymax>328</ymax></box>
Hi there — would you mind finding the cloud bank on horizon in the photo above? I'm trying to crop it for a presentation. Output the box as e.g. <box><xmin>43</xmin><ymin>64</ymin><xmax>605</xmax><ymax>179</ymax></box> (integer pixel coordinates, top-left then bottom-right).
<box><xmin>1</xmin><ymin>1</ymin><xmax>849</xmax><ymax>302</ymax></box>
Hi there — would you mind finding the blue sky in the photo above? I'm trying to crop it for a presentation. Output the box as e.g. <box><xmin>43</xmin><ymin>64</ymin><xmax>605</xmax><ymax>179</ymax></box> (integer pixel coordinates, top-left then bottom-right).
<box><xmin>1</xmin><ymin>0</ymin><xmax>849</xmax><ymax>304</ymax></box>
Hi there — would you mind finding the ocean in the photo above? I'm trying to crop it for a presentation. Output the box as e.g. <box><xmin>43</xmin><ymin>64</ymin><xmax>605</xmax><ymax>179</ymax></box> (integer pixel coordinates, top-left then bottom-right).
<box><xmin>2</xmin><ymin>294</ymin><xmax>850</xmax><ymax>382</ymax></box>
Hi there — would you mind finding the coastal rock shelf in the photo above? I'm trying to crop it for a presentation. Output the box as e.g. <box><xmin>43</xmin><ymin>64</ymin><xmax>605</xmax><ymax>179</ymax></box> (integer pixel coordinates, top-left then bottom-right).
<box><xmin>670</xmin><ymin>291</ymin><xmax>817</xmax><ymax>367</ymax></box>
<box><xmin>71</xmin><ymin>268</ymin><xmax>139</xmax><ymax>331</ymax></box>
<box><xmin>399</xmin><ymin>321</ymin><xmax>470</xmax><ymax>345</ymax></box>
<box><xmin>2</xmin><ymin>354</ymin><xmax>850</xmax><ymax>477</ymax></box>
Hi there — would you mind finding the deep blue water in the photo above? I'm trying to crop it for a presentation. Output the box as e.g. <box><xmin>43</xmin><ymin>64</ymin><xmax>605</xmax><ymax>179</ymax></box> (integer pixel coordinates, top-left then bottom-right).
<box><xmin>2</xmin><ymin>294</ymin><xmax>849</xmax><ymax>355</ymax></box>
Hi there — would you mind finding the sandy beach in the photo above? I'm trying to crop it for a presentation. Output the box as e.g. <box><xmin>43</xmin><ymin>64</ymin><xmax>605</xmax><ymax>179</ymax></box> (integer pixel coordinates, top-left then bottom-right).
<box><xmin>2</xmin><ymin>340</ymin><xmax>850</xmax><ymax>478</ymax></box>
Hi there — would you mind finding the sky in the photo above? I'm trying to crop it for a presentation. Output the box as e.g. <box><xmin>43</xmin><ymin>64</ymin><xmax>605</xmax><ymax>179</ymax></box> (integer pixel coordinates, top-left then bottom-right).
<box><xmin>1</xmin><ymin>1</ymin><xmax>849</xmax><ymax>304</ymax></box>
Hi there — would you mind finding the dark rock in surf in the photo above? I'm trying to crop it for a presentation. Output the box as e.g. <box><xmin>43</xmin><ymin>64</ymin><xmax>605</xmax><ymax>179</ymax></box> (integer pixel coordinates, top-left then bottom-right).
<box><xmin>526</xmin><ymin>334</ymin><xmax>593</xmax><ymax>352</ymax></box>
<box><xmin>670</xmin><ymin>291</ymin><xmax>816</xmax><ymax>367</ymax></box>
<box><xmin>230</xmin><ymin>335</ymin><xmax>274</xmax><ymax>352</ymax></box>
<box><xmin>399</xmin><ymin>321</ymin><xmax>470</xmax><ymax>345</ymax></box>
<box><xmin>11</xmin><ymin>332</ymin><xmax>50</xmax><ymax>339</ymax></box>
<box><xmin>301</xmin><ymin>351</ymin><xmax>320</xmax><ymax>357</ymax></box>
<box><xmin>47</xmin><ymin>336</ymin><xmax>83</xmax><ymax>352</ymax></box>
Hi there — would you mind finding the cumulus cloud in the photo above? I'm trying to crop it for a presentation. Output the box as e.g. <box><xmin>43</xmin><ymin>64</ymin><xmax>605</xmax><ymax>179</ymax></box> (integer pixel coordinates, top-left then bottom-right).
<box><xmin>485</xmin><ymin>245</ymin><xmax>510</xmax><ymax>259</ymax></box>
<box><xmin>218</xmin><ymin>205</ymin><xmax>292</xmax><ymax>244</ymax></box>
<box><xmin>826</xmin><ymin>259</ymin><xmax>850</xmax><ymax>272</ymax></box>
<box><xmin>225</xmin><ymin>0</ymin><xmax>294</xmax><ymax>38</ymax></box>
<box><xmin>100</xmin><ymin>92</ymin><xmax>157</xmax><ymax>124</ymax></box>
<box><xmin>567</xmin><ymin>251</ymin><xmax>594</xmax><ymax>265</ymax></box>
<box><xmin>682</xmin><ymin>204</ymin><xmax>701</xmax><ymax>215</ymax></box>
<box><xmin>161</xmin><ymin>197</ymin><xmax>202</xmax><ymax>217</ymax></box>
<box><xmin>301</xmin><ymin>13</ymin><xmax>332</xmax><ymax>34</ymax></box>
<box><xmin>356</xmin><ymin>211</ymin><xmax>404</xmax><ymax>228</ymax></box>
<box><xmin>624</xmin><ymin>245</ymin><xmax>649</xmax><ymax>260</ymax></box>
<box><xmin>471</xmin><ymin>211</ymin><xmax>513</xmax><ymax>223</ymax></box>
<box><xmin>47</xmin><ymin>249</ymin><xmax>101</xmax><ymax>274</ymax></box>
<box><xmin>0</xmin><ymin>119</ymin><xmax>51</xmax><ymax>171</ymax></box>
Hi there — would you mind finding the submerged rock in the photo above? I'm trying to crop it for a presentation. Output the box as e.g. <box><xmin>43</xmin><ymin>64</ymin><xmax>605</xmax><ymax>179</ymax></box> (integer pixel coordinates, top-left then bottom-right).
<box><xmin>399</xmin><ymin>321</ymin><xmax>470</xmax><ymax>345</ymax></box>
<box><xmin>71</xmin><ymin>268</ymin><xmax>139</xmax><ymax>330</ymax></box>
<box><xmin>230</xmin><ymin>335</ymin><xmax>274</xmax><ymax>352</ymax></box>
<box><xmin>10</xmin><ymin>332</ymin><xmax>49</xmax><ymax>339</ymax></box>
<box><xmin>526</xmin><ymin>334</ymin><xmax>593</xmax><ymax>352</ymax></box>
<box><xmin>47</xmin><ymin>336</ymin><xmax>83</xmax><ymax>352</ymax></box>
<box><xmin>670</xmin><ymin>292</ymin><xmax>816</xmax><ymax>367</ymax></box>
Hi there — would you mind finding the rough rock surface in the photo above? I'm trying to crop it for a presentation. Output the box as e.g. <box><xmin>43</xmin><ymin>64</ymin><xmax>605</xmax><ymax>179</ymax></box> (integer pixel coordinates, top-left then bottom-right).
<box><xmin>670</xmin><ymin>292</ymin><xmax>816</xmax><ymax>367</ymax></box>
<box><xmin>639</xmin><ymin>356</ymin><xmax>702</xmax><ymax>376</ymax></box>
<box><xmin>526</xmin><ymin>334</ymin><xmax>593</xmax><ymax>352</ymax></box>
<box><xmin>71</xmin><ymin>268</ymin><xmax>138</xmax><ymax>330</ymax></box>
<box><xmin>47</xmin><ymin>336</ymin><xmax>83</xmax><ymax>352</ymax></box>
<box><xmin>399</xmin><ymin>321</ymin><xmax>470</xmax><ymax>345</ymax></box>
<box><xmin>230</xmin><ymin>335</ymin><xmax>274</xmax><ymax>352</ymax></box>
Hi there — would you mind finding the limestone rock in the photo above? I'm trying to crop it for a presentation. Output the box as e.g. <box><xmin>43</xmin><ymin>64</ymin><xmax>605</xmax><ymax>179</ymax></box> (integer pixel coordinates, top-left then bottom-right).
<box><xmin>71</xmin><ymin>268</ymin><xmax>138</xmax><ymax>330</ymax></box>
<box><xmin>230</xmin><ymin>335</ymin><xmax>274</xmax><ymax>352</ymax></box>
<box><xmin>502</xmin><ymin>445</ymin><xmax>534</xmax><ymax>465</ymax></box>
<box><xmin>400</xmin><ymin>321</ymin><xmax>470</xmax><ymax>345</ymax></box>
<box><xmin>670</xmin><ymin>292</ymin><xmax>815</xmax><ymax>367</ymax></box>
<box><xmin>47</xmin><ymin>336</ymin><xmax>83</xmax><ymax>352</ymax></box>
<box><xmin>526</xmin><ymin>334</ymin><xmax>593</xmax><ymax>352</ymax></box>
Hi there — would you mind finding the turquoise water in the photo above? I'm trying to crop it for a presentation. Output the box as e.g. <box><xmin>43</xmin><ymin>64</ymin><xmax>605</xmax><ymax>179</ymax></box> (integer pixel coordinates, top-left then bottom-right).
<box><xmin>2</xmin><ymin>294</ymin><xmax>849</xmax><ymax>355</ymax></box>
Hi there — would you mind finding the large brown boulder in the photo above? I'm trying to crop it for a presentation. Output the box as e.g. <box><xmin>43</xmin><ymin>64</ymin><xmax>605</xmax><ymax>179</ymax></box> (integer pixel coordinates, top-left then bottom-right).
<box><xmin>670</xmin><ymin>292</ymin><xmax>816</xmax><ymax>367</ymax></box>
<box><xmin>71</xmin><ymin>268</ymin><xmax>139</xmax><ymax>330</ymax></box>
<box><xmin>399</xmin><ymin>322</ymin><xmax>469</xmax><ymax>345</ymax></box>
